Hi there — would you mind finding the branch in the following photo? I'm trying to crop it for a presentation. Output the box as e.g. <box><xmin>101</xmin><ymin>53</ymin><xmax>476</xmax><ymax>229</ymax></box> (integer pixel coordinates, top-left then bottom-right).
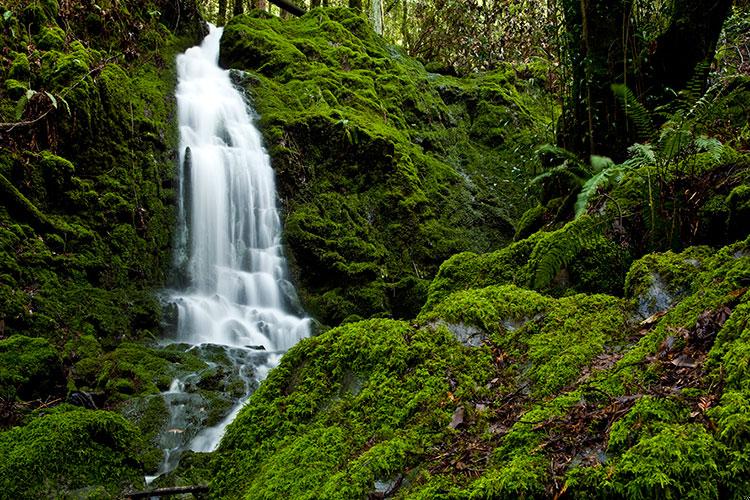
<box><xmin>267</xmin><ymin>0</ymin><xmax>305</xmax><ymax>16</ymax></box>
<box><xmin>124</xmin><ymin>485</ymin><xmax>209</xmax><ymax>499</ymax></box>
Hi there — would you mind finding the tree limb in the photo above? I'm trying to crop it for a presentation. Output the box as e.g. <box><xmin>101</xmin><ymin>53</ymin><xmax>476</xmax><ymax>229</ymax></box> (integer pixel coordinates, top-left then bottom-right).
<box><xmin>124</xmin><ymin>484</ymin><xmax>209</xmax><ymax>499</ymax></box>
<box><xmin>267</xmin><ymin>0</ymin><xmax>305</xmax><ymax>16</ymax></box>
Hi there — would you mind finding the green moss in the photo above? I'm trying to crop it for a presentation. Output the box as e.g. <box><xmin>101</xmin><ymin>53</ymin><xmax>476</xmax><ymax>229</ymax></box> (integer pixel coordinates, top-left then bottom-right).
<box><xmin>8</xmin><ymin>52</ymin><xmax>30</xmax><ymax>80</ymax></box>
<box><xmin>0</xmin><ymin>406</ymin><xmax>145</xmax><ymax>498</ymax></box>
<box><xmin>35</xmin><ymin>24</ymin><xmax>65</xmax><ymax>50</ymax></box>
<box><xmin>624</xmin><ymin>246</ymin><xmax>713</xmax><ymax>317</ymax></box>
<box><xmin>514</xmin><ymin>203</ymin><xmax>546</xmax><ymax>240</ymax></box>
<box><xmin>219</xmin><ymin>8</ymin><xmax>555</xmax><ymax>323</ymax></box>
<box><xmin>0</xmin><ymin>335</ymin><xmax>62</xmax><ymax>400</ymax></box>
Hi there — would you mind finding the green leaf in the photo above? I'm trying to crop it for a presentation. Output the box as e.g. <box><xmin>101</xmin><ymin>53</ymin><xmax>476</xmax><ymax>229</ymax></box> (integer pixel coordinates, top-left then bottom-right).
<box><xmin>3</xmin><ymin>10</ymin><xmax>12</xmax><ymax>21</ymax></box>
<box><xmin>25</xmin><ymin>89</ymin><xmax>37</xmax><ymax>100</ymax></box>
<box><xmin>44</xmin><ymin>91</ymin><xmax>58</xmax><ymax>109</ymax></box>
<box><xmin>14</xmin><ymin>96</ymin><xmax>28</xmax><ymax>120</ymax></box>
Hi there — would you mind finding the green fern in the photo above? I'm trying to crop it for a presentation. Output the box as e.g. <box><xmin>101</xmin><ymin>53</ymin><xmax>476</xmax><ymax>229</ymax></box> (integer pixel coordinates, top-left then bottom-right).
<box><xmin>575</xmin><ymin>164</ymin><xmax>626</xmax><ymax>218</ymax></box>
<box><xmin>611</xmin><ymin>83</ymin><xmax>656</xmax><ymax>140</ymax></box>
<box><xmin>528</xmin><ymin>215</ymin><xmax>600</xmax><ymax>289</ymax></box>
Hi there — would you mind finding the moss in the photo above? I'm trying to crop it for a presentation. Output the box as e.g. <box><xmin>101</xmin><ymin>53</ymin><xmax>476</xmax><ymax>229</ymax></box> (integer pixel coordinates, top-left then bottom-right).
<box><xmin>34</xmin><ymin>24</ymin><xmax>66</xmax><ymax>50</ymax></box>
<box><xmin>727</xmin><ymin>183</ymin><xmax>750</xmax><ymax>240</ymax></box>
<box><xmin>0</xmin><ymin>406</ymin><xmax>145</xmax><ymax>498</ymax></box>
<box><xmin>624</xmin><ymin>246</ymin><xmax>713</xmax><ymax>317</ymax></box>
<box><xmin>514</xmin><ymin>203</ymin><xmax>546</xmax><ymax>240</ymax></box>
<box><xmin>219</xmin><ymin>8</ymin><xmax>555</xmax><ymax>323</ymax></box>
<box><xmin>8</xmin><ymin>52</ymin><xmax>30</xmax><ymax>80</ymax></box>
<box><xmin>613</xmin><ymin>424</ymin><xmax>724</xmax><ymax>499</ymax></box>
<box><xmin>211</xmin><ymin>318</ymin><xmax>494</xmax><ymax>497</ymax></box>
<box><xmin>0</xmin><ymin>335</ymin><xmax>63</xmax><ymax>400</ymax></box>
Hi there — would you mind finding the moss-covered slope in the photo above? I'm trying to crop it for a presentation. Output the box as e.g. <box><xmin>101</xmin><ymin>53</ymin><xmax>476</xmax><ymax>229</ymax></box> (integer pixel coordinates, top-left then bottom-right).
<box><xmin>218</xmin><ymin>8</ymin><xmax>556</xmax><ymax>324</ymax></box>
<box><xmin>211</xmin><ymin>234</ymin><xmax>750</xmax><ymax>498</ymax></box>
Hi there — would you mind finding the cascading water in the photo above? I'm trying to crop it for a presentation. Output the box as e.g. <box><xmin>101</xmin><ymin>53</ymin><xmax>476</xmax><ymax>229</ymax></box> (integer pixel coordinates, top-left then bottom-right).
<box><xmin>149</xmin><ymin>24</ymin><xmax>309</xmax><ymax>481</ymax></box>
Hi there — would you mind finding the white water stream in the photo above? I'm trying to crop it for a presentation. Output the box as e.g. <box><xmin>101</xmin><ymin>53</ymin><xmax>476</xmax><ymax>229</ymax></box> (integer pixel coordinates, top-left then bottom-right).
<box><xmin>148</xmin><ymin>25</ymin><xmax>309</xmax><ymax>482</ymax></box>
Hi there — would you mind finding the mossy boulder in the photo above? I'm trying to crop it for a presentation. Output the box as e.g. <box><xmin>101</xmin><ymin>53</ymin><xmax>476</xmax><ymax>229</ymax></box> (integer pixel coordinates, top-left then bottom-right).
<box><xmin>0</xmin><ymin>335</ymin><xmax>63</xmax><ymax>400</ymax></box>
<box><xmin>0</xmin><ymin>405</ymin><xmax>146</xmax><ymax>498</ymax></box>
<box><xmin>422</xmin><ymin>215</ymin><xmax>632</xmax><ymax>312</ymax></box>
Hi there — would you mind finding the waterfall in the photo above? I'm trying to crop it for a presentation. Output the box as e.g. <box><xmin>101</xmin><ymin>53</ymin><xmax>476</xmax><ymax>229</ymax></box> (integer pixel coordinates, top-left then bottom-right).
<box><xmin>150</xmin><ymin>24</ymin><xmax>309</xmax><ymax>481</ymax></box>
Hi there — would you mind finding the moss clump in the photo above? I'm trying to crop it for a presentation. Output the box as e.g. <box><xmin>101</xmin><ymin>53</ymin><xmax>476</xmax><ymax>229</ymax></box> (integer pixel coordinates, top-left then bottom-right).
<box><xmin>422</xmin><ymin>215</ymin><xmax>631</xmax><ymax>312</ymax></box>
<box><xmin>0</xmin><ymin>335</ymin><xmax>63</xmax><ymax>401</ymax></box>
<box><xmin>0</xmin><ymin>405</ymin><xmax>146</xmax><ymax>497</ymax></box>
<box><xmin>219</xmin><ymin>8</ymin><xmax>556</xmax><ymax>324</ymax></box>
<box><xmin>624</xmin><ymin>246</ymin><xmax>713</xmax><ymax>317</ymax></box>
<box><xmin>211</xmin><ymin>318</ymin><xmax>495</xmax><ymax>497</ymax></box>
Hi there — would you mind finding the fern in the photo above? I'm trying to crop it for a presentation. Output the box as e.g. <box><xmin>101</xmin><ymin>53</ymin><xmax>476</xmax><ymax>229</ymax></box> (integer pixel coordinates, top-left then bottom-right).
<box><xmin>574</xmin><ymin>164</ymin><xmax>626</xmax><ymax>218</ymax></box>
<box><xmin>528</xmin><ymin>215</ymin><xmax>600</xmax><ymax>289</ymax></box>
<box><xmin>694</xmin><ymin>135</ymin><xmax>724</xmax><ymax>162</ymax></box>
<box><xmin>611</xmin><ymin>83</ymin><xmax>655</xmax><ymax>140</ymax></box>
<box><xmin>623</xmin><ymin>143</ymin><xmax>657</xmax><ymax>168</ymax></box>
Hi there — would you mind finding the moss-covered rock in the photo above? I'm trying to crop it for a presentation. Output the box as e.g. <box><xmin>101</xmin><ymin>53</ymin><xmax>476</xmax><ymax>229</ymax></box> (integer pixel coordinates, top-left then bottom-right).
<box><xmin>0</xmin><ymin>335</ymin><xmax>63</xmax><ymax>401</ymax></box>
<box><xmin>218</xmin><ymin>8</ymin><xmax>556</xmax><ymax>324</ymax></box>
<box><xmin>0</xmin><ymin>405</ymin><xmax>146</xmax><ymax>498</ymax></box>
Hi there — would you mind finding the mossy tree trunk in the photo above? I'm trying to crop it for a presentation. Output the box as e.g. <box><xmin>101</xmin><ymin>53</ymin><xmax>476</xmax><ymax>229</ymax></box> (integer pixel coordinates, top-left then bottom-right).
<box><xmin>558</xmin><ymin>0</ymin><xmax>734</xmax><ymax>162</ymax></box>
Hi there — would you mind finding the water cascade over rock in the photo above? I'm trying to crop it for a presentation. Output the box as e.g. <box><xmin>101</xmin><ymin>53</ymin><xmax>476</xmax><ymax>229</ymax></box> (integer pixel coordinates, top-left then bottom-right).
<box><xmin>150</xmin><ymin>24</ymin><xmax>310</xmax><ymax>481</ymax></box>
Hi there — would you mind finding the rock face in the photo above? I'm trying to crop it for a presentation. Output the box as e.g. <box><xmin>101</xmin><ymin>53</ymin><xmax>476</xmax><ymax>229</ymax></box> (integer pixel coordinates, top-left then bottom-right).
<box><xmin>218</xmin><ymin>8</ymin><xmax>555</xmax><ymax>324</ymax></box>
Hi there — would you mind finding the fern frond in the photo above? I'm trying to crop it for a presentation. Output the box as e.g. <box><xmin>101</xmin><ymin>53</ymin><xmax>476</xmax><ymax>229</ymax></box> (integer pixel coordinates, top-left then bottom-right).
<box><xmin>680</xmin><ymin>61</ymin><xmax>710</xmax><ymax>106</ymax></box>
<box><xmin>623</xmin><ymin>143</ymin><xmax>656</xmax><ymax>168</ymax></box>
<box><xmin>694</xmin><ymin>135</ymin><xmax>724</xmax><ymax>163</ymax></box>
<box><xmin>528</xmin><ymin>215</ymin><xmax>600</xmax><ymax>289</ymax></box>
<box><xmin>589</xmin><ymin>155</ymin><xmax>615</xmax><ymax>174</ymax></box>
<box><xmin>574</xmin><ymin>165</ymin><xmax>626</xmax><ymax>218</ymax></box>
<box><xmin>659</xmin><ymin>126</ymin><xmax>692</xmax><ymax>162</ymax></box>
<box><xmin>612</xmin><ymin>83</ymin><xmax>655</xmax><ymax>140</ymax></box>
<box><xmin>684</xmin><ymin>81</ymin><xmax>723</xmax><ymax>124</ymax></box>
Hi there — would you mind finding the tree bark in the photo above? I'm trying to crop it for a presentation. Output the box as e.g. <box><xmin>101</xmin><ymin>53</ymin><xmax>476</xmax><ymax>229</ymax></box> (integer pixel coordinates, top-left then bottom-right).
<box><xmin>558</xmin><ymin>0</ymin><xmax>635</xmax><ymax>161</ymax></box>
<box><xmin>645</xmin><ymin>0</ymin><xmax>734</xmax><ymax>107</ymax></box>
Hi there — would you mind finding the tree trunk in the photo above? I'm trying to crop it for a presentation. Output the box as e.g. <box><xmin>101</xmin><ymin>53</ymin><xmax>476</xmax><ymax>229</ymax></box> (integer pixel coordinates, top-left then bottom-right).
<box><xmin>371</xmin><ymin>0</ymin><xmax>384</xmax><ymax>34</ymax></box>
<box><xmin>218</xmin><ymin>0</ymin><xmax>227</xmax><ymax>25</ymax></box>
<box><xmin>558</xmin><ymin>0</ymin><xmax>635</xmax><ymax>161</ymax></box>
<box><xmin>267</xmin><ymin>0</ymin><xmax>306</xmax><ymax>16</ymax></box>
<box><xmin>558</xmin><ymin>0</ymin><xmax>733</xmax><ymax>162</ymax></box>
<box><xmin>645</xmin><ymin>0</ymin><xmax>734</xmax><ymax>107</ymax></box>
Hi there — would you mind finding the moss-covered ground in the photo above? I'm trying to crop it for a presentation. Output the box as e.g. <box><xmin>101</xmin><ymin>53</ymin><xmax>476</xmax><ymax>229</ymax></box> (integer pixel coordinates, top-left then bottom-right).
<box><xmin>211</xmin><ymin>233</ymin><xmax>750</xmax><ymax>499</ymax></box>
